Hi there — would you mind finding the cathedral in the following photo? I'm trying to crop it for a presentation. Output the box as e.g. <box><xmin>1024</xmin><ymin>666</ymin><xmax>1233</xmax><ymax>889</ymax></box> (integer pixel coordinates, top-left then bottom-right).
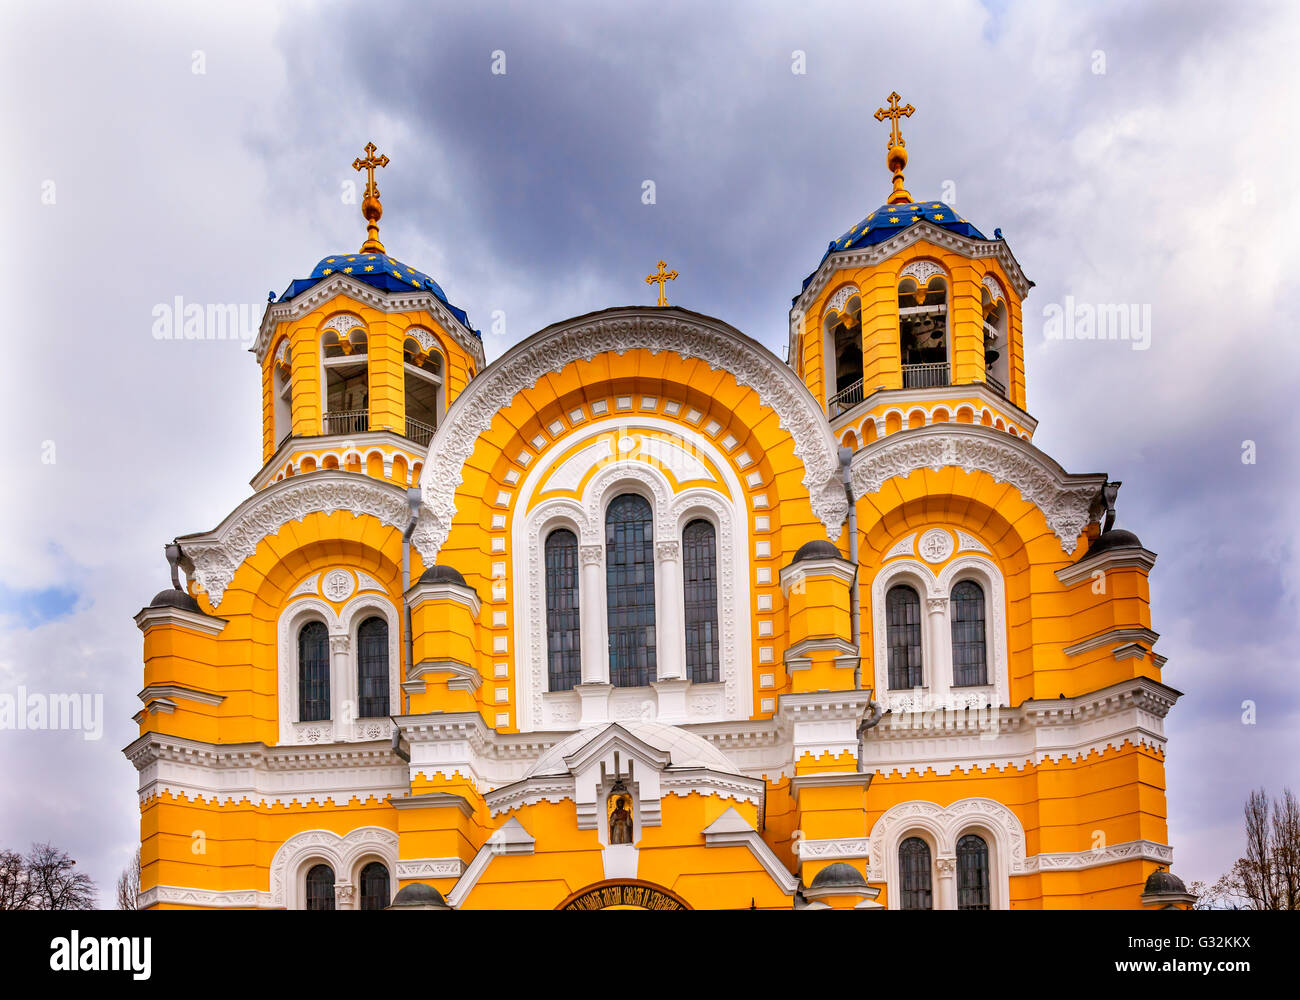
<box><xmin>127</xmin><ymin>97</ymin><xmax>1193</xmax><ymax>910</ymax></box>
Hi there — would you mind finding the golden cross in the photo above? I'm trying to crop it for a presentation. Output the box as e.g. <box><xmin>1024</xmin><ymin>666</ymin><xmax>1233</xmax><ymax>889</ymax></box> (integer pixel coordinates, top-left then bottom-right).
<box><xmin>352</xmin><ymin>141</ymin><xmax>389</xmax><ymax>199</ymax></box>
<box><xmin>874</xmin><ymin>91</ymin><xmax>914</xmax><ymax>148</ymax></box>
<box><xmin>645</xmin><ymin>259</ymin><xmax>678</xmax><ymax>307</ymax></box>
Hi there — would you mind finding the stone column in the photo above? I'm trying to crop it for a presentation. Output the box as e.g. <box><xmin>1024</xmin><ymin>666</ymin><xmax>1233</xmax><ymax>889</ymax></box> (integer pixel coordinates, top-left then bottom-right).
<box><xmin>329</xmin><ymin>633</ymin><xmax>351</xmax><ymax>741</ymax></box>
<box><xmin>334</xmin><ymin>881</ymin><xmax>356</xmax><ymax>911</ymax></box>
<box><xmin>934</xmin><ymin>855</ymin><xmax>956</xmax><ymax>910</ymax></box>
<box><xmin>925</xmin><ymin>596</ymin><xmax>949</xmax><ymax>707</ymax></box>
<box><xmin>654</xmin><ymin>540</ymin><xmax>684</xmax><ymax>681</ymax></box>
<box><xmin>578</xmin><ymin>545</ymin><xmax>605</xmax><ymax>684</ymax></box>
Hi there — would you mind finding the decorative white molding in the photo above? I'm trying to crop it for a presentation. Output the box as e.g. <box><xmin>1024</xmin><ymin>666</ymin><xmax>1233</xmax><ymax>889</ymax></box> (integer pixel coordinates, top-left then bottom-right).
<box><xmin>543</xmin><ymin>439</ymin><xmax>614</xmax><ymax>493</ymax></box>
<box><xmin>796</xmin><ymin>837</ymin><xmax>872</xmax><ymax>860</ymax></box>
<box><xmin>955</xmin><ymin>530</ymin><xmax>989</xmax><ymax>555</ymax></box>
<box><xmin>850</xmin><ymin>425</ymin><xmax>1106</xmax><ymax>554</ymax></box>
<box><xmin>321</xmin><ymin>312</ymin><xmax>364</xmax><ymax>338</ymax></box>
<box><xmin>139</xmin><ymin>885</ymin><xmax>273</xmax><ymax>909</ymax></box>
<box><xmin>133</xmin><ymin>604</ymin><xmax>227</xmax><ymax>635</ymax></box>
<box><xmin>1055</xmin><ymin>545</ymin><xmax>1158</xmax><ymax>585</ymax></box>
<box><xmin>824</xmin><ymin>283</ymin><xmax>860</xmax><ymax>318</ymax></box>
<box><xmin>981</xmin><ymin>274</ymin><xmax>1006</xmax><ymax>304</ymax></box>
<box><xmin>137</xmin><ymin>684</ymin><xmax>225</xmax><ymax>708</ymax></box>
<box><xmin>899</xmin><ymin>259</ymin><xmax>946</xmax><ymax>285</ymax></box>
<box><xmin>180</xmin><ymin>472</ymin><xmax>417</xmax><ymax>607</ymax></box>
<box><xmin>322</xmin><ymin>569</ymin><xmax>355</xmax><ymax>602</ymax></box>
<box><xmin>402</xmin><ymin>325</ymin><xmax>439</xmax><ymax>355</ymax></box>
<box><xmin>1063</xmin><ymin>627</ymin><xmax>1161</xmax><ymax>658</ymax></box>
<box><xmin>395</xmin><ymin>857</ymin><xmax>464</xmax><ymax>879</ymax></box>
<box><xmin>883</xmin><ymin>533</ymin><xmax>916</xmax><ymax>561</ymax></box>
<box><xmin>269</xmin><ymin>826</ymin><xmax>398</xmax><ymax>910</ymax></box>
<box><xmin>420</xmin><ymin>307</ymin><xmax>848</xmax><ymax>556</ymax></box>
<box><xmin>446</xmin><ymin>818</ymin><xmax>534</xmax><ymax>908</ymax></box>
<box><xmin>918</xmin><ymin>529</ymin><xmax>953</xmax><ymax>564</ymax></box>
<box><xmin>702</xmin><ymin>806</ymin><xmax>800</xmax><ymax>894</ymax></box>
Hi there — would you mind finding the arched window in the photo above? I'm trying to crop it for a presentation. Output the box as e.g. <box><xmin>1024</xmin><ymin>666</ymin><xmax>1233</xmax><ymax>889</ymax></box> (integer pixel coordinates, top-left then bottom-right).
<box><xmin>885</xmin><ymin>585</ymin><xmax>923</xmax><ymax>689</ymax></box>
<box><xmin>956</xmin><ymin>834</ymin><xmax>991</xmax><ymax>910</ymax></box>
<box><xmin>950</xmin><ymin>580</ymin><xmax>987</xmax><ymax>686</ymax></box>
<box><xmin>683</xmin><ymin>519</ymin><xmax>719</xmax><ymax>684</ymax></box>
<box><xmin>899</xmin><ymin>275</ymin><xmax>949</xmax><ymax>388</ymax></box>
<box><xmin>298</xmin><ymin>621</ymin><xmax>330</xmax><ymax>722</ymax></box>
<box><xmin>899</xmin><ymin>837</ymin><xmax>933</xmax><ymax>910</ymax></box>
<box><xmin>322</xmin><ymin>327</ymin><xmax>368</xmax><ymax>435</ymax></box>
<box><xmin>826</xmin><ymin>295</ymin><xmax>864</xmax><ymax>416</ymax></box>
<box><xmin>305</xmin><ymin>863</ymin><xmax>335</xmax><ymax>910</ymax></box>
<box><xmin>402</xmin><ymin>337</ymin><xmax>443</xmax><ymax>446</ymax></box>
<box><xmin>605</xmin><ymin>494</ymin><xmax>656</xmax><ymax>687</ymax></box>
<box><xmin>273</xmin><ymin>347</ymin><xmax>292</xmax><ymax>446</ymax></box>
<box><xmin>545</xmin><ymin>529</ymin><xmax>581</xmax><ymax>692</ymax></box>
<box><xmin>357</xmin><ymin>616</ymin><xmax>389</xmax><ymax>717</ymax></box>
<box><xmin>359</xmin><ymin>861</ymin><xmax>390</xmax><ymax>911</ymax></box>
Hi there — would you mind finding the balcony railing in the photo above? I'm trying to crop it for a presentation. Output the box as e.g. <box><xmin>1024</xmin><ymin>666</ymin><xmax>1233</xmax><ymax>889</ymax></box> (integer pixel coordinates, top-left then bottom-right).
<box><xmin>985</xmin><ymin>373</ymin><xmax>1007</xmax><ymax>397</ymax></box>
<box><xmin>827</xmin><ymin>378</ymin><xmax>865</xmax><ymax>418</ymax></box>
<box><xmin>323</xmin><ymin>409</ymin><xmax>368</xmax><ymax>435</ymax></box>
<box><xmin>405</xmin><ymin>415</ymin><xmax>437</xmax><ymax>447</ymax></box>
<box><xmin>902</xmin><ymin>362</ymin><xmax>950</xmax><ymax>389</ymax></box>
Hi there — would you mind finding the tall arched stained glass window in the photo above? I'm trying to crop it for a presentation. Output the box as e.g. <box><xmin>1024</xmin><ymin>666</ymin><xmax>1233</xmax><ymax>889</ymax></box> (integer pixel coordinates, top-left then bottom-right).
<box><xmin>957</xmin><ymin>834</ymin><xmax>991</xmax><ymax>910</ymax></box>
<box><xmin>357</xmin><ymin>616</ymin><xmax>389</xmax><ymax>717</ymax></box>
<box><xmin>605</xmin><ymin>494</ymin><xmax>656</xmax><ymax>687</ymax></box>
<box><xmin>298</xmin><ymin>620</ymin><xmax>330</xmax><ymax>722</ymax></box>
<box><xmin>950</xmin><ymin>580</ymin><xmax>987</xmax><ymax>686</ymax></box>
<box><xmin>886</xmin><ymin>585</ymin><xmax>923</xmax><ymax>689</ymax></box>
<box><xmin>359</xmin><ymin>861</ymin><xmax>390</xmax><ymax>911</ymax></box>
<box><xmin>682</xmin><ymin>519</ymin><xmax>719</xmax><ymax>684</ymax></box>
<box><xmin>305</xmin><ymin>863</ymin><xmax>335</xmax><ymax>910</ymax></box>
<box><xmin>899</xmin><ymin>837</ymin><xmax>933</xmax><ymax>910</ymax></box>
<box><xmin>545</xmin><ymin>528</ymin><xmax>581</xmax><ymax>691</ymax></box>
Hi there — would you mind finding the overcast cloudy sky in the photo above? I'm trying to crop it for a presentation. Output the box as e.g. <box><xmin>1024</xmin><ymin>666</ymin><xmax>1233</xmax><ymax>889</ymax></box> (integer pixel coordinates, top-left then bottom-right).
<box><xmin>1</xmin><ymin>0</ymin><xmax>1296</xmax><ymax>902</ymax></box>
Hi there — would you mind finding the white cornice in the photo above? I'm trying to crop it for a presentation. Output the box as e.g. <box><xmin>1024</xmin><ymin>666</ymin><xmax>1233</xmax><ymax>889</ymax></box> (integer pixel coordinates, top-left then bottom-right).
<box><xmin>403</xmin><ymin>659</ymin><xmax>482</xmax><ymax>695</ymax></box>
<box><xmin>404</xmin><ymin>580</ymin><xmax>481</xmax><ymax>616</ymax></box>
<box><xmin>778</xmin><ymin>557</ymin><xmax>856</xmax><ymax>594</ymax></box>
<box><xmin>139</xmin><ymin>885</ymin><xmax>274</xmax><ymax>909</ymax></box>
<box><xmin>1056</xmin><ymin>545</ymin><xmax>1158</xmax><ymax>585</ymax></box>
<box><xmin>250</xmin><ymin>430</ymin><xmax>426</xmax><ymax>491</ymax></box>
<box><xmin>832</xmin><ymin>382</ymin><xmax>1038</xmax><ymax>437</ymax></box>
<box><xmin>790</xmin><ymin>771</ymin><xmax>873</xmax><ymax>802</ymax></box>
<box><xmin>252</xmin><ymin>272</ymin><xmax>484</xmax><ymax>368</ymax></box>
<box><xmin>133</xmin><ymin>604</ymin><xmax>228</xmax><ymax>635</ymax></box>
<box><xmin>1063</xmin><ymin>627</ymin><xmax>1161</xmax><ymax>658</ymax></box>
<box><xmin>138</xmin><ymin>684</ymin><xmax>225</xmax><ymax>707</ymax></box>
<box><xmin>849</xmin><ymin>423</ymin><xmax>1107</xmax><ymax>554</ymax></box>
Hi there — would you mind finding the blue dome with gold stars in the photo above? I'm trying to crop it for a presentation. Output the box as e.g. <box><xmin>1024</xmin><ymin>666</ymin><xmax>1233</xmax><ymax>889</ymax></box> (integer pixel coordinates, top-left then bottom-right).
<box><xmin>801</xmin><ymin>199</ymin><xmax>991</xmax><ymax>294</ymax></box>
<box><xmin>279</xmin><ymin>253</ymin><xmax>477</xmax><ymax>335</ymax></box>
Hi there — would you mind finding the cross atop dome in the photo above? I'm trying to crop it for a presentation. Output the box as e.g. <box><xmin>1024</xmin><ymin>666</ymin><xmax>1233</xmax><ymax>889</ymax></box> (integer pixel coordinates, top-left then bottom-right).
<box><xmin>353</xmin><ymin>141</ymin><xmax>390</xmax><ymax>254</ymax></box>
<box><xmin>874</xmin><ymin>91</ymin><xmax>916</xmax><ymax>205</ymax></box>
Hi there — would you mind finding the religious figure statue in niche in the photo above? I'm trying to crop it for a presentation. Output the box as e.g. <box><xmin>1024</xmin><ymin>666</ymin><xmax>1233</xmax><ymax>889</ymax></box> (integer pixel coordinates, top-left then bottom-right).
<box><xmin>609</xmin><ymin>795</ymin><xmax>633</xmax><ymax>845</ymax></box>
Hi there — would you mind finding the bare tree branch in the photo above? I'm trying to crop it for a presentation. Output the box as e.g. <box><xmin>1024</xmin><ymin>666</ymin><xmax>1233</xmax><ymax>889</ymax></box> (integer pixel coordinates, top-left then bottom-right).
<box><xmin>116</xmin><ymin>848</ymin><xmax>141</xmax><ymax>911</ymax></box>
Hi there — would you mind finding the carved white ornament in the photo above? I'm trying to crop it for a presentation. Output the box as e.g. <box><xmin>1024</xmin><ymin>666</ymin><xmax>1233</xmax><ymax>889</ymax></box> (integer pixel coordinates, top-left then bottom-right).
<box><xmin>883</xmin><ymin>533</ymin><xmax>916</xmax><ymax>561</ymax></box>
<box><xmin>420</xmin><ymin>310</ymin><xmax>847</xmax><ymax>556</ymax></box>
<box><xmin>322</xmin><ymin>313</ymin><xmax>364</xmax><ymax>338</ymax></box>
<box><xmin>182</xmin><ymin>474</ymin><xmax>422</xmax><ymax>607</ymax></box>
<box><xmin>323</xmin><ymin>570</ymin><xmax>355</xmax><ymax>601</ymax></box>
<box><xmin>850</xmin><ymin>426</ymin><xmax>1104</xmax><ymax>554</ymax></box>
<box><xmin>403</xmin><ymin>326</ymin><xmax>438</xmax><ymax>354</ymax></box>
<box><xmin>981</xmin><ymin>274</ymin><xmax>1006</xmax><ymax>304</ymax></box>
<box><xmin>956</xmin><ymin>530</ymin><xmax>989</xmax><ymax>555</ymax></box>
<box><xmin>918</xmin><ymin>529</ymin><xmax>953</xmax><ymax>564</ymax></box>
<box><xmin>274</xmin><ymin>338</ymin><xmax>290</xmax><ymax>367</ymax></box>
<box><xmin>899</xmin><ymin>260</ymin><xmax>946</xmax><ymax>285</ymax></box>
<box><xmin>825</xmin><ymin>284</ymin><xmax>860</xmax><ymax>318</ymax></box>
<box><xmin>269</xmin><ymin>826</ymin><xmax>398</xmax><ymax>910</ymax></box>
<box><xmin>290</xmin><ymin>574</ymin><xmax>320</xmax><ymax>598</ymax></box>
<box><xmin>544</xmin><ymin>440</ymin><xmax>614</xmax><ymax>493</ymax></box>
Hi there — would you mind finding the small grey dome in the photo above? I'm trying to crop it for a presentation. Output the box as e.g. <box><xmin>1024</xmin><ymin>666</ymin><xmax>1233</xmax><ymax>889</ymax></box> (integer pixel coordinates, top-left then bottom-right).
<box><xmin>792</xmin><ymin>539</ymin><xmax>841</xmax><ymax>563</ymax></box>
<box><xmin>1143</xmin><ymin>869</ymin><xmax>1187</xmax><ymax>895</ymax></box>
<box><xmin>1083</xmin><ymin>528</ymin><xmax>1143</xmax><ymax>559</ymax></box>
<box><xmin>419</xmin><ymin>564</ymin><xmax>467</xmax><ymax>587</ymax></box>
<box><xmin>149</xmin><ymin>588</ymin><xmax>203</xmax><ymax>613</ymax></box>
<box><xmin>809</xmin><ymin>862</ymin><xmax>867</xmax><ymax>889</ymax></box>
<box><xmin>388</xmin><ymin>882</ymin><xmax>450</xmax><ymax>909</ymax></box>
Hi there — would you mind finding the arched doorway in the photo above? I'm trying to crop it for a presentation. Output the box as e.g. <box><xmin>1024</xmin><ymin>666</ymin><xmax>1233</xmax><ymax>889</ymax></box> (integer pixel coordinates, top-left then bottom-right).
<box><xmin>556</xmin><ymin>879</ymin><xmax>691</xmax><ymax>910</ymax></box>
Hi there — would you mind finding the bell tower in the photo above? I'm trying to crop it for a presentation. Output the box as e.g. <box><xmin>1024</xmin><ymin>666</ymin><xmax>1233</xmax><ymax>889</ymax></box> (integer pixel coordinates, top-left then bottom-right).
<box><xmin>789</xmin><ymin>95</ymin><xmax>1032</xmax><ymax>449</ymax></box>
<box><xmin>250</xmin><ymin>143</ymin><xmax>486</xmax><ymax>490</ymax></box>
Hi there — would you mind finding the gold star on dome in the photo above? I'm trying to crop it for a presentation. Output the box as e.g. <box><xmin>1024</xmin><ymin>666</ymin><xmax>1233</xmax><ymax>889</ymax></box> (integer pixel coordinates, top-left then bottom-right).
<box><xmin>889</xmin><ymin>216</ymin><xmax>899</xmax><ymax>223</ymax></box>
<box><xmin>932</xmin><ymin>203</ymin><xmax>941</xmax><ymax>208</ymax></box>
<box><xmin>364</xmin><ymin>264</ymin><xmax>375</xmax><ymax>271</ymax></box>
<box><xmin>323</xmin><ymin>269</ymin><xmax>333</xmax><ymax>275</ymax></box>
<box><xmin>344</xmin><ymin>267</ymin><xmax>353</xmax><ymax>273</ymax></box>
<box><xmin>934</xmin><ymin>214</ymin><xmax>945</xmax><ymax>220</ymax></box>
<box><xmin>911</xmin><ymin>215</ymin><xmax>919</xmax><ymax>222</ymax></box>
<box><xmin>326</xmin><ymin>258</ymin><xmax>336</xmax><ymax>263</ymax></box>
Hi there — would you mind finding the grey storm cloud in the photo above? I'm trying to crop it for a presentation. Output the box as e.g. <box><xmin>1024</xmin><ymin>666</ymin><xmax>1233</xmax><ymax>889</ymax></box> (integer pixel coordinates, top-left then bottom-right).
<box><xmin>0</xmin><ymin>0</ymin><xmax>1296</xmax><ymax>899</ymax></box>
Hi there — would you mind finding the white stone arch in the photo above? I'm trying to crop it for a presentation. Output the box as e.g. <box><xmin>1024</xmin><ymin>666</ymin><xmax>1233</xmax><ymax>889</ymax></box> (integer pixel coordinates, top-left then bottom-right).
<box><xmin>518</xmin><ymin>449</ymin><xmax>751</xmax><ymax>731</ymax></box>
<box><xmin>870</xmin><ymin>551</ymin><xmax>1009</xmax><ymax>712</ymax></box>
<box><xmin>867</xmin><ymin>797</ymin><xmax>1026</xmax><ymax>910</ymax></box>
<box><xmin>277</xmin><ymin>596</ymin><xmax>342</xmax><ymax>745</ymax></box>
<box><xmin>269</xmin><ymin>826</ymin><xmax>398</xmax><ymax>910</ymax></box>
<box><xmin>418</xmin><ymin>307</ymin><xmax>848</xmax><ymax>561</ymax></box>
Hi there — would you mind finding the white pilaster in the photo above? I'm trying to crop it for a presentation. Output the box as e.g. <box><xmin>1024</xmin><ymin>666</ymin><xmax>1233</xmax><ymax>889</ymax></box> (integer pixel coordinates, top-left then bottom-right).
<box><xmin>579</xmin><ymin>545</ymin><xmax>605</xmax><ymax>684</ymax></box>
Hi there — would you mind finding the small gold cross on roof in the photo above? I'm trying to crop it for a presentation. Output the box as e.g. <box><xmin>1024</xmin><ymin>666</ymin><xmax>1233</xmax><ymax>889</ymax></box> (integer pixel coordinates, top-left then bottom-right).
<box><xmin>352</xmin><ymin>141</ymin><xmax>390</xmax><ymax>254</ymax></box>
<box><xmin>645</xmin><ymin>259</ymin><xmax>678</xmax><ymax>307</ymax></box>
<box><xmin>874</xmin><ymin>91</ymin><xmax>914</xmax><ymax>148</ymax></box>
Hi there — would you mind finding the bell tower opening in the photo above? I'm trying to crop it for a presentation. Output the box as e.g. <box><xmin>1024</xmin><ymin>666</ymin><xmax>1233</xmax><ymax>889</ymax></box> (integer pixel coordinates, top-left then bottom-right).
<box><xmin>825</xmin><ymin>294</ymin><xmax>863</xmax><ymax>417</ymax></box>
<box><xmin>402</xmin><ymin>337</ymin><xmax>443</xmax><ymax>446</ymax></box>
<box><xmin>899</xmin><ymin>275</ymin><xmax>949</xmax><ymax>388</ymax></box>
<box><xmin>322</xmin><ymin>329</ymin><xmax>369</xmax><ymax>435</ymax></box>
<box><xmin>981</xmin><ymin>283</ymin><xmax>1010</xmax><ymax>398</ymax></box>
<box><xmin>273</xmin><ymin>345</ymin><xmax>292</xmax><ymax>447</ymax></box>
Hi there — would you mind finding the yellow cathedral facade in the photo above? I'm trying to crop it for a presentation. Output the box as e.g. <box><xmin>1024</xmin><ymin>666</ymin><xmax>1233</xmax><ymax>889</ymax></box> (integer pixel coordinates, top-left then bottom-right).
<box><xmin>127</xmin><ymin>99</ymin><xmax>1193</xmax><ymax>910</ymax></box>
